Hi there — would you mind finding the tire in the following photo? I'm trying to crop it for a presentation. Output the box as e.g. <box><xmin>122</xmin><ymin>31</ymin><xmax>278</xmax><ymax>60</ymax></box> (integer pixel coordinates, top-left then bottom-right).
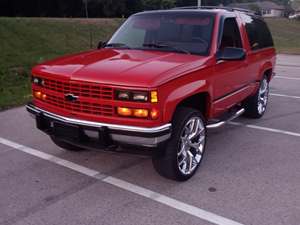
<box><xmin>152</xmin><ymin>107</ymin><xmax>206</xmax><ymax>181</ymax></box>
<box><xmin>243</xmin><ymin>75</ymin><xmax>269</xmax><ymax>119</ymax></box>
<box><xmin>50</xmin><ymin>136</ymin><xmax>84</xmax><ymax>151</ymax></box>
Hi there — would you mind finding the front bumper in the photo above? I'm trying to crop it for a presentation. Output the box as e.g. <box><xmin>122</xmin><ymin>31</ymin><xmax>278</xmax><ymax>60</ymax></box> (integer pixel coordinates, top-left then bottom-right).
<box><xmin>26</xmin><ymin>103</ymin><xmax>171</xmax><ymax>147</ymax></box>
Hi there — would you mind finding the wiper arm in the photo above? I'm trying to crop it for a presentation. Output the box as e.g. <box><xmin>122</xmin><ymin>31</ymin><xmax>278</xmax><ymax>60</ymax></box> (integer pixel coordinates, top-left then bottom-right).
<box><xmin>143</xmin><ymin>43</ymin><xmax>190</xmax><ymax>54</ymax></box>
<box><xmin>143</xmin><ymin>43</ymin><xmax>165</xmax><ymax>48</ymax></box>
<box><xmin>105</xmin><ymin>43</ymin><xmax>131</xmax><ymax>49</ymax></box>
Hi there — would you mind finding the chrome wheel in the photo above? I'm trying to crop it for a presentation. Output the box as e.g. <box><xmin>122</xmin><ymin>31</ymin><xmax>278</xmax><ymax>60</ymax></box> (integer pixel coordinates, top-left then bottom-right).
<box><xmin>257</xmin><ymin>78</ymin><xmax>269</xmax><ymax>115</ymax></box>
<box><xmin>177</xmin><ymin>117</ymin><xmax>205</xmax><ymax>175</ymax></box>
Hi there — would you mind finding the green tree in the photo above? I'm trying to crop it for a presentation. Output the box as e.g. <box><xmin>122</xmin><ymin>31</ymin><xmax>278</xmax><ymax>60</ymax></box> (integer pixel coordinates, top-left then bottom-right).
<box><xmin>143</xmin><ymin>0</ymin><xmax>176</xmax><ymax>10</ymax></box>
<box><xmin>291</xmin><ymin>0</ymin><xmax>300</xmax><ymax>9</ymax></box>
<box><xmin>248</xmin><ymin>3</ymin><xmax>261</xmax><ymax>14</ymax></box>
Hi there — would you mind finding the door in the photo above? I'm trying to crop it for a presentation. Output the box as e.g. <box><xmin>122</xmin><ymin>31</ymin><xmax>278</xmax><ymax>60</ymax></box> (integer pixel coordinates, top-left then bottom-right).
<box><xmin>212</xmin><ymin>17</ymin><xmax>249</xmax><ymax>116</ymax></box>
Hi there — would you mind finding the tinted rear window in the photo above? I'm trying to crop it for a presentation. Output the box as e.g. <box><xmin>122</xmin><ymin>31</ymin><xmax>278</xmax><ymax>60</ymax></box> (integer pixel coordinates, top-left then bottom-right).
<box><xmin>241</xmin><ymin>14</ymin><xmax>274</xmax><ymax>50</ymax></box>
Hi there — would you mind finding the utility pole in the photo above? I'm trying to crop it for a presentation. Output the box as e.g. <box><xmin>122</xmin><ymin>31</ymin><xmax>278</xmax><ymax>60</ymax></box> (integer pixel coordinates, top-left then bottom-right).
<box><xmin>198</xmin><ymin>0</ymin><xmax>201</xmax><ymax>7</ymax></box>
<box><xmin>84</xmin><ymin>0</ymin><xmax>89</xmax><ymax>18</ymax></box>
<box><xmin>83</xmin><ymin>0</ymin><xmax>93</xmax><ymax>49</ymax></box>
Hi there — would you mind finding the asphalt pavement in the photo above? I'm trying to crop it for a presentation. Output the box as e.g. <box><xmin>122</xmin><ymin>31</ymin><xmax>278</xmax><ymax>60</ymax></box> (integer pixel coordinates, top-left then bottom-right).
<box><xmin>0</xmin><ymin>54</ymin><xmax>299</xmax><ymax>225</ymax></box>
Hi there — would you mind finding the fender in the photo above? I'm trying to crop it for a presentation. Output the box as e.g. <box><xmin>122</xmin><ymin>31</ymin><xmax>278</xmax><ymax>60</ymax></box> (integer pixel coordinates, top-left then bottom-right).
<box><xmin>162</xmin><ymin>79</ymin><xmax>211</xmax><ymax>123</ymax></box>
<box><xmin>257</xmin><ymin>48</ymin><xmax>276</xmax><ymax>81</ymax></box>
<box><xmin>259</xmin><ymin>61</ymin><xmax>273</xmax><ymax>81</ymax></box>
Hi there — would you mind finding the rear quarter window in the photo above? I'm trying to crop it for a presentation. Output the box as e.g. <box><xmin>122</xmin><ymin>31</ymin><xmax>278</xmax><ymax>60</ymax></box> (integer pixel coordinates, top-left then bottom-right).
<box><xmin>241</xmin><ymin>14</ymin><xmax>274</xmax><ymax>50</ymax></box>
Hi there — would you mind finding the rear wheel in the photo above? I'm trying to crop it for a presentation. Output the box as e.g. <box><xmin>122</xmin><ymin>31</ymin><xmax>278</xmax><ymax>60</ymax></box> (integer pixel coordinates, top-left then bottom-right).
<box><xmin>244</xmin><ymin>75</ymin><xmax>269</xmax><ymax>118</ymax></box>
<box><xmin>50</xmin><ymin>136</ymin><xmax>84</xmax><ymax>151</ymax></box>
<box><xmin>152</xmin><ymin>107</ymin><xmax>206</xmax><ymax>181</ymax></box>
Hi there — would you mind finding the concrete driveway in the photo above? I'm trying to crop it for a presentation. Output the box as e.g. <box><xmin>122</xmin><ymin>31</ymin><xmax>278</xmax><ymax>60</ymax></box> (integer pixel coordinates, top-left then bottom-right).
<box><xmin>0</xmin><ymin>54</ymin><xmax>299</xmax><ymax>225</ymax></box>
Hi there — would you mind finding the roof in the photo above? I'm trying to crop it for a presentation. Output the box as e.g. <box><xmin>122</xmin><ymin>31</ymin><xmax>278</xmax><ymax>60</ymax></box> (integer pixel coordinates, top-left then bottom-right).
<box><xmin>135</xmin><ymin>9</ymin><xmax>218</xmax><ymax>16</ymax></box>
<box><xmin>228</xmin><ymin>1</ymin><xmax>285</xmax><ymax>11</ymax></box>
<box><xmin>173</xmin><ymin>6</ymin><xmax>255</xmax><ymax>14</ymax></box>
<box><xmin>136</xmin><ymin>6</ymin><xmax>258</xmax><ymax>17</ymax></box>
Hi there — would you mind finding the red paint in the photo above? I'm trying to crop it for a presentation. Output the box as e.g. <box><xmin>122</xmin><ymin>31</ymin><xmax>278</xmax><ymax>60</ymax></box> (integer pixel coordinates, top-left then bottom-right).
<box><xmin>31</xmin><ymin>10</ymin><xmax>276</xmax><ymax>128</ymax></box>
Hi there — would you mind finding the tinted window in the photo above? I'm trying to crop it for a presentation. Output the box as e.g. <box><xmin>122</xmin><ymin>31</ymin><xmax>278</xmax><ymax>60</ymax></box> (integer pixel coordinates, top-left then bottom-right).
<box><xmin>241</xmin><ymin>14</ymin><xmax>274</xmax><ymax>50</ymax></box>
<box><xmin>220</xmin><ymin>18</ymin><xmax>243</xmax><ymax>49</ymax></box>
<box><xmin>108</xmin><ymin>12</ymin><xmax>215</xmax><ymax>55</ymax></box>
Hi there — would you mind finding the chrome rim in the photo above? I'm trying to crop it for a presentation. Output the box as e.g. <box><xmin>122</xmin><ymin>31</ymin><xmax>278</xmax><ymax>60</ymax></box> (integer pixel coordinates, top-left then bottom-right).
<box><xmin>258</xmin><ymin>78</ymin><xmax>269</xmax><ymax>115</ymax></box>
<box><xmin>177</xmin><ymin>117</ymin><xmax>205</xmax><ymax>175</ymax></box>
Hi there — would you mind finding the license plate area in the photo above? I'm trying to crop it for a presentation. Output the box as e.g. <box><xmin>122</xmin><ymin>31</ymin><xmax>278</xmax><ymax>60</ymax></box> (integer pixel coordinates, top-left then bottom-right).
<box><xmin>53</xmin><ymin>121</ymin><xmax>81</xmax><ymax>139</ymax></box>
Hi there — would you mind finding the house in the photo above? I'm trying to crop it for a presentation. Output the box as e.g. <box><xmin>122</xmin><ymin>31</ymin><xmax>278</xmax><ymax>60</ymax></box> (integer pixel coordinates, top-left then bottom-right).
<box><xmin>228</xmin><ymin>1</ymin><xmax>285</xmax><ymax>17</ymax></box>
<box><xmin>289</xmin><ymin>6</ymin><xmax>300</xmax><ymax>19</ymax></box>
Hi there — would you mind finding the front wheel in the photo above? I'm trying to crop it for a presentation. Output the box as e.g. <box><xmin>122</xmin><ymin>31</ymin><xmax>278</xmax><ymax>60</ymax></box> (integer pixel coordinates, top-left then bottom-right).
<box><xmin>152</xmin><ymin>107</ymin><xmax>206</xmax><ymax>181</ymax></box>
<box><xmin>243</xmin><ymin>75</ymin><xmax>269</xmax><ymax>118</ymax></box>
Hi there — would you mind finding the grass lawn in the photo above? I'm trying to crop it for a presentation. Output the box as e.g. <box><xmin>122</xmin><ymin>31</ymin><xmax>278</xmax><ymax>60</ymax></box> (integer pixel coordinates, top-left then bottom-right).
<box><xmin>0</xmin><ymin>17</ymin><xmax>123</xmax><ymax>110</ymax></box>
<box><xmin>265</xmin><ymin>18</ymin><xmax>300</xmax><ymax>54</ymax></box>
<box><xmin>0</xmin><ymin>17</ymin><xmax>299</xmax><ymax>110</ymax></box>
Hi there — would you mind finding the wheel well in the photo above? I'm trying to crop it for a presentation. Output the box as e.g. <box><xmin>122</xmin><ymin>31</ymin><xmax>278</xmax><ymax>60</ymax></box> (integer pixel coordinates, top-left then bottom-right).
<box><xmin>264</xmin><ymin>68</ymin><xmax>273</xmax><ymax>82</ymax></box>
<box><xmin>176</xmin><ymin>93</ymin><xmax>209</xmax><ymax>119</ymax></box>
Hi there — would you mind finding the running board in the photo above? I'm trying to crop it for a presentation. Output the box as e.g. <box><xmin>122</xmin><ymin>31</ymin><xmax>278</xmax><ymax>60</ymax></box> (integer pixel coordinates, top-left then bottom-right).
<box><xmin>206</xmin><ymin>108</ymin><xmax>245</xmax><ymax>129</ymax></box>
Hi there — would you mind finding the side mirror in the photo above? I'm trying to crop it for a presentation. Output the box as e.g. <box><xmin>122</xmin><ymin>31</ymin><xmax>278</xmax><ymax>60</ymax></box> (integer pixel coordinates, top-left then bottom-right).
<box><xmin>97</xmin><ymin>41</ymin><xmax>106</xmax><ymax>49</ymax></box>
<box><xmin>216</xmin><ymin>47</ymin><xmax>246</xmax><ymax>61</ymax></box>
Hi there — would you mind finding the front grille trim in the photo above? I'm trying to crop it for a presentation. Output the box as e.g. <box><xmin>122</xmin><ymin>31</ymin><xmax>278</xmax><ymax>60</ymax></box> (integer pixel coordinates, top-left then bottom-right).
<box><xmin>43</xmin><ymin>78</ymin><xmax>113</xmax><ymax>100</ymax></box>
<box><xmin>35</xmin><ymin>77</ymin><xmax>114</xmax><ymax>117</ymax></box>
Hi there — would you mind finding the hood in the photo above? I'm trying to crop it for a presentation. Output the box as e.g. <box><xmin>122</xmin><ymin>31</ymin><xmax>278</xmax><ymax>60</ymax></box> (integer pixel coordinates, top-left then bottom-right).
<box><xmin>33</xmin><ymin>48</ymin><xmax>211</xmax><ymax>88</ymax></box>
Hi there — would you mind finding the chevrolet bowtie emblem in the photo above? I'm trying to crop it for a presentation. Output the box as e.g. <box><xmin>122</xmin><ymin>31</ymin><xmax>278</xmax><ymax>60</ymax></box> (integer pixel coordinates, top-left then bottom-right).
<box><xmin>65</xmin><ymin>93</ymin><xmax>78</xmax><ymax>102</ymax></box>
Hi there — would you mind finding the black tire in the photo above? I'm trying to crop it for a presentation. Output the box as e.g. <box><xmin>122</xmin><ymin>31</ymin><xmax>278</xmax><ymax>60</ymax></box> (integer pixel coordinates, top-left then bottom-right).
<box><xmin>243</xmin><ymin>75</ymin><xmax>269</xmax><ymax>119</ymax></box>
<box><xmin>152</xmin><ymin>107</ymin><xmax>206</xmax><ymax>181</ymax></box>
<box><xmin>50</xmin><ymin>136</ymin><xmax>84</xmax><ymax>151</ymax></box>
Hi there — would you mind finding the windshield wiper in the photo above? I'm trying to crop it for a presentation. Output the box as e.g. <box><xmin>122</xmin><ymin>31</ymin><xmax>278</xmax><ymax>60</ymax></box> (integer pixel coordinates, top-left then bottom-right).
<box><xmin>105</xmin><ymin>43</ymin><xmax>131</xmax><ymax>49</ymax></box>
<box><xmin>143</xmin><ymin>43</ymin><xmax>190</xmax><ymax>54</ymax></box>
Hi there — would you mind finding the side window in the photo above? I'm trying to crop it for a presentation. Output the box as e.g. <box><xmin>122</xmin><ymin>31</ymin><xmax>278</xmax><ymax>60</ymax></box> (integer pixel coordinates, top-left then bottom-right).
<box><xmin>255</xmin><ymin>19</ymin><xmax>274</xmax><ymax>48</ymax></box>
<box><xmin>242</xmin><ymin>14</ymin><xmax>274</xmax><ymax>50</ymax></box>
<box><xmin>220</xmin><ymin>18</ymin><xmax>243</xmax><ymax>50</ymax></box>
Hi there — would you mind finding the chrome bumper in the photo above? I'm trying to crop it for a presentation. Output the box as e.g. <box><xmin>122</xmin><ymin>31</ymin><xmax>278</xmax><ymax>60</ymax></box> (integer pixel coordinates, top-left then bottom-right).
<box><xmin>26</xmin><ymin>103</ymin><xmax>171</xmax><ymax>147</ymax></box>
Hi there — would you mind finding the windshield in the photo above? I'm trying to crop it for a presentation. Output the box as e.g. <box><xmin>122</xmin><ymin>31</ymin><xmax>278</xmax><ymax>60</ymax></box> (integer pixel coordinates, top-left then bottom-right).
<box><xmin>107</xmin><ymin>12</ymin><xmax>215</xmax><ymax>56</ymax></box>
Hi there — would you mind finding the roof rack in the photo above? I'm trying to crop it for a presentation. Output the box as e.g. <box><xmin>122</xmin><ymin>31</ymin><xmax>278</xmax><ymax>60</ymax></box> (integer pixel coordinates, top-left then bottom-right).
<box><xmin>172</xmin><ymin>6</ymin><xmax>257</xmax><ymax>14</ymax></box>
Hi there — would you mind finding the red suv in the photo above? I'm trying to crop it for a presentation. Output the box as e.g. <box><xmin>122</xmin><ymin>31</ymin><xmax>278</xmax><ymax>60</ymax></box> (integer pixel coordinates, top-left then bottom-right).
<box><xmin>27</xmin><ymin>7</ymin><xmax>276</xmax><ymax>181</ymax></box>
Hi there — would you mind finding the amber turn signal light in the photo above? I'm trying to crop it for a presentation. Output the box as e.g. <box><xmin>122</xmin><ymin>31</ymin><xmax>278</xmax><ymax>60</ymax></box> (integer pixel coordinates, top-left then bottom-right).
<box><xmin>150</xmin><ymin>108</ymin><xmax>159</xmax><ymax>120</ymax></box>
<box><xmin>33</xmin><ymin>91</ymin><xmax>47</xmax><ymax>100</ymax></box>
<box><xmin>117</xmin><ymin>107</ymin><xmax>132</xmax><ymax>116</ymax></box>
<box><xmin>150</xmin><ymin>91</ymin><xmax>158</xmax><ymax>103</ymax></box>
<box><xmin>133</xmin><ymin>109</ymin><xmax>149</xmax><ymax>118</ymax></box>
<box><xmin>42</xmin><ymin>94</ymin><xmax>47</xmax><ymax>100</ymax></box>
<box><xmin>117</xmin><ymin>107</ymin><xmax>150</xmax><ymax>118</ymax></box>
<box><xmin>33</xmin><ymin>91</ymin><xmax>42</xmax><ymax>99</ymax></box>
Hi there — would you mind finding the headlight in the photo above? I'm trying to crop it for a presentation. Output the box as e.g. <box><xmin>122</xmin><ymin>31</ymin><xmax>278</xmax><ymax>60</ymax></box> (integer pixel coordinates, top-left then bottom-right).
<box><xmin>116</xmin><ymin>90</ymin><xmax>130</xmax><ymax>101</ymax></box>
<box><xmin>115</xmin><ymin>90</ymin><xmax>149</xmax><ymax>102</ymax></box>
<box><xmin>132</xmin><ymin>92</ymin><xmax>148</xmax><ymax>102</ymax></box>
<box><xmin>31</xmin><ymin>76</ymin><xmax>44</xmax><ymax>86</ymax></box>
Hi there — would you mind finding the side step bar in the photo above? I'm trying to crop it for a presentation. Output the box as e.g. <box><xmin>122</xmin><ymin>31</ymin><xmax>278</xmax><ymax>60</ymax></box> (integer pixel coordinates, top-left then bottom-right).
<box><xmin>206</xmin><ymin>108</ymin><xmax>245</xmax><ymax>129</ymax></box>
